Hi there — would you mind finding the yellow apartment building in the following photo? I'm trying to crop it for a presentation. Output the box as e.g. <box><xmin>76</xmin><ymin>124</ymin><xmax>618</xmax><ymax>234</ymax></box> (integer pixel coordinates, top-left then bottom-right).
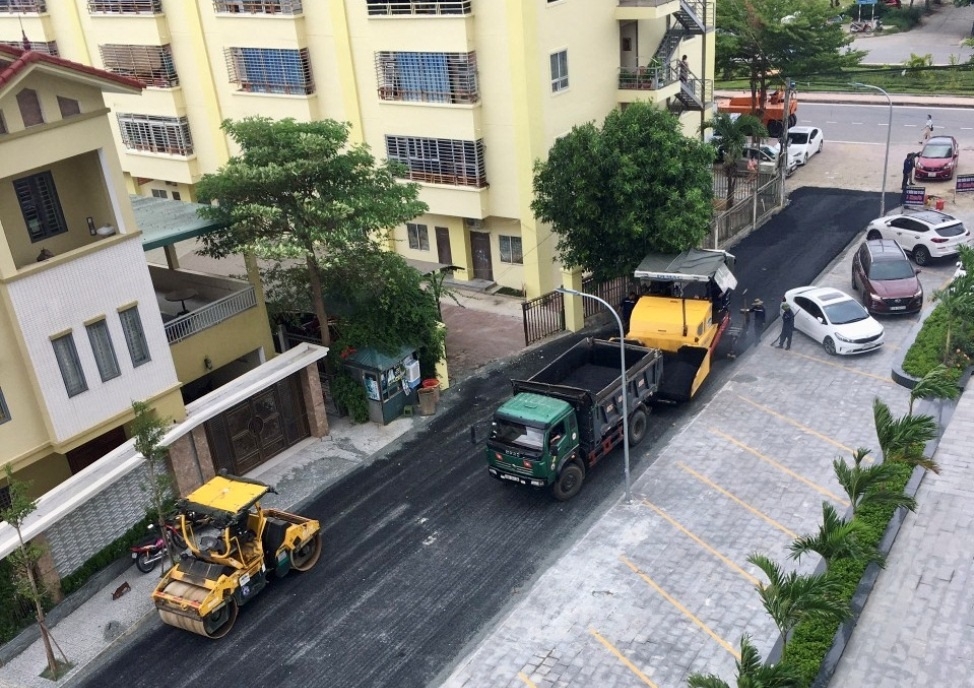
<box><xmin>0</xmin><ymin>0</ymin><xmax>714</xmax><ymax>299</ymax></box>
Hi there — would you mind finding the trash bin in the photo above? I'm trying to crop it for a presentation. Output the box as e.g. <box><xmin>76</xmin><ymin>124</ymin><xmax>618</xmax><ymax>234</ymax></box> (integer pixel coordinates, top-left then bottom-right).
<box><xmin>417</xmin><ymin>387</ymin><xmax>437</xmax><ymax>416</ymax></box>
<box><xmin>421</xmin><ymin>378</ymin><xmax>440</xmax><ymax>404</ymax></box>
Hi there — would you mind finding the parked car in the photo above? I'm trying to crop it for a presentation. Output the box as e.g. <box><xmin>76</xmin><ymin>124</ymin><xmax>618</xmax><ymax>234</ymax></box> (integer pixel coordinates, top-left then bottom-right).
<box><xmin>783</xmin><ymin>286</ymin><xmax>885</xmax><ymax>355</ymax></box>
<box><xmin>851</xmin><ymin>239</ymin><xmax>923</xmax><ymax>315</ymax></box>
<box><xmin>864</xmin><ymin>209</ymin><xmax>972</xmax><ymax>265</ymax></box>
<box><xmin>786</xmin><ymin>126</ymin><xmax>824</xmax><ymax>165</ymax></box>
<box><xmin>914</xmin><ymin>135</ymin><xmax>959</xmax><ymax>181</ymax></box>
<box><xmin>734</xmin><ymin>142</ymin><xmax>798</xmax><ymax>177</ymax></box>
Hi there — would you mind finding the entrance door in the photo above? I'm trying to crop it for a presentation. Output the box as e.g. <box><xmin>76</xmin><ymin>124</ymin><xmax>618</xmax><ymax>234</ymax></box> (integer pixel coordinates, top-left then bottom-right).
<box><xmin>470</xmin><ymin>231</ymin><xmax>493</xmax><ymax>281</ymax></box>
<box><xmin>435</xmin><ymin>226</ymin><xmax>453</xmax><ymax>266</ymax></box>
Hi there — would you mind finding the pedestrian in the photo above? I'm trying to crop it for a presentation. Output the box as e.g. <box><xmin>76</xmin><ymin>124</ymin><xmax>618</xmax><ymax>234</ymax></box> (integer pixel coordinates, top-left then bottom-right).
<box><xmin>620</xmin><ymin>291</ymin><xmax>638</xmax><ymax>332</ymax></box>
<box><xmin>679</xmin><ymin>55</ymin><xmax>689</xmax><ymax>83</ymax></box>
<box><xmin>901</xmin><ymin>152</ymin><xmax>915</xmax><ymax>191</ymax></box>
<box><xmin>775</xmin><ymin>303</ymin><xmax>795</xmax><ymax>350</ymax></box>
<box><xmin>746</xmin><ymin>298</ymin><xmax>766</xmax><ymax>338</ymax></box>
<box><xmin>919</xmin><ymin>114</ymin><xmax>933</xmax><ymax>144</ymax></box>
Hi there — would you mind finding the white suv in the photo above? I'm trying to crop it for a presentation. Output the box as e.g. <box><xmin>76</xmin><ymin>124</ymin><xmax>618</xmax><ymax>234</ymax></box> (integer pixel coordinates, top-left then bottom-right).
<box><xmin>864</xmin><ymin>209</ymin><xmax>972</xmax><ymax>266</ymax></box>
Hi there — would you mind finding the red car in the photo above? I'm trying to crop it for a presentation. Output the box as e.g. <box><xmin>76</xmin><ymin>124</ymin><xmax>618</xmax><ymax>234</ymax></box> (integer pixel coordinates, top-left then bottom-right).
<box><xmin>851</xmin><ymin>239</ymin><xmax>923</xmax><ymax>315</ymax></box>
<box><xmin>914</xmin><ymin>135</ymin><xmax>959</xmax><ymax>181</ymax></box>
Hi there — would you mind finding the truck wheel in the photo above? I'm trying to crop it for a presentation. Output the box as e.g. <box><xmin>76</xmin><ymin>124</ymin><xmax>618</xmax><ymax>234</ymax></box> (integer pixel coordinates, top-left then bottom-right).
<box><xmin>551</xmin><ymin>461</ymin><xmax>585</xmax><ymax>502</ymax></box>
<box><xmin>627</xmin><ymin>407</ymin><xmax>649</xmax><ymax>447</ymax></box>
<box><xmin>767</xmin><ymin>120</ymin><xmax>783</xmax><ymax>137</ymax></box>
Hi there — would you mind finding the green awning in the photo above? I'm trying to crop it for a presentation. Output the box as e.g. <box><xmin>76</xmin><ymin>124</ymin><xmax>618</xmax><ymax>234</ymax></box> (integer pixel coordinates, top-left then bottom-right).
<box><xmin>131</xmin><ymin>195</ymin><xmax>226</xmax><ymax>251</ymax></box>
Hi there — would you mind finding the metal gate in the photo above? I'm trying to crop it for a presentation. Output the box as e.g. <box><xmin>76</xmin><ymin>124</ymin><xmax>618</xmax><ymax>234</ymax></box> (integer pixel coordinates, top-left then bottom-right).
<box><xmin>522</xmin><ymin>290</ymin><xmax>564</xmax><ymax>346</ymax></box>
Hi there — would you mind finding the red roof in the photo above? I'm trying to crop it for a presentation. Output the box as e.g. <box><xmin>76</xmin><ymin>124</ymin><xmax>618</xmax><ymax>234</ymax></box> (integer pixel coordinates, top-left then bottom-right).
<box><xmin>0</xmin><ymin>44</ymin><xmax>143</xmax><ymax>92</ymax></box>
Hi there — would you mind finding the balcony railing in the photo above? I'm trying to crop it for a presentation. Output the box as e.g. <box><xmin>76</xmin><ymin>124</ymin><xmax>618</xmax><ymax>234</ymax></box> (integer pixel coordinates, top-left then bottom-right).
<box><xmin>618</xmin><ymin>63</ymin><xmax>677</xmax><ymax>91</ymax></box>
<box><xmin>0</xmin><ymin>0</ymin><xmax>46</xmax><ymax>12</ymax></box>
<box><xmin>164</xmin><ymin>286</ymin><xmax>256</xmax><ymax>344</ymax></box>
<box><xmin>367</xmin><ymin>1</ymin><xmax>471</xmax><ymax>17</ymax></box>
<box><xmin>617</xmin><ymin>0</ymin><xmax>674</xmax><ymax>6</ymax></box>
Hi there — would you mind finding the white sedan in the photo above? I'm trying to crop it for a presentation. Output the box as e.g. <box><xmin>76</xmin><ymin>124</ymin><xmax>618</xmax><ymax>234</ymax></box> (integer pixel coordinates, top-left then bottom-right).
<box><xmin>783</xmin><ymin>286</ymin><xmax>885</xmax><ymax>355</ymax></box>
<box><xmin>787</xmin><ymin>126</ymin><xmax>824</xmax><ymax>165</ymax></box>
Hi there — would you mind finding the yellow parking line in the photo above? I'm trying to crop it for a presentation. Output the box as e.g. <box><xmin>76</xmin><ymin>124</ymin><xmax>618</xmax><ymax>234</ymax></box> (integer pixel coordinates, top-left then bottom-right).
<box><xmin>711</xmin><ymin>429</ymin><xmax>850</xmax><ymax>507</ymax></box>
<box><xmin>589</xmin><ymin>628</ymin><xmax>660</xmax><ymax>687</ymax></box>
<box><xmin>678</xmin><ymin>463</ymin><xmax>798</xmax><ymax>539</ymax></box>
<box><xmin>641</xmin><ymin>498</ymin><xmax>759</xmax><ymax>586</ymax></box>
<box><xmin>736</xmin><ymin>394</ymin><xmax>853</xmax><ymax>454</ymax></box>
<box><xmin>788</xmin><ymin>350</ymin><xmax>896</xmax><ymax>385</ymax></box>
<box><xmin>517</xmin><ymin>672</ymin><xmax>539</xmax><ymax>688</ymax></box>
<box><xmin>619</xmin><ymin>555</ymin><xmax>740</xmax><ymax>659</ymax></box>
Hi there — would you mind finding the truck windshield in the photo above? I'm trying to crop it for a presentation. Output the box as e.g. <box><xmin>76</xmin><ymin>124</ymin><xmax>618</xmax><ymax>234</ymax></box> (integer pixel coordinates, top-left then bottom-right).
<box><xmin>490</xmin><ymin>419</ymin><xmax>545</xmax><ymax>449</ymax></box>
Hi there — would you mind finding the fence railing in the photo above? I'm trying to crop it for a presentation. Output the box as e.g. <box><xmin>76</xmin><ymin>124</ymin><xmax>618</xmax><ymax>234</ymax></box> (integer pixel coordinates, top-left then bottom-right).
<box><xmin>706</xmin><ymin>173</ymin><xmax>782</xmax><ymax>249</ymax></box>
<box><xmin>366</xmin><ymin>0</ymin><xmax>471</xmax><ymax>16</ymax></box>
<box><xmin>164</xmin><ymin>287</ymin><xmax>257</xmax><ymax>344</ymax></box>
<box><xmin>522</xmin><ymin>291</ymin><xmax>565</xmax><ymax>346</ymax></box>
<box><xmin>579</xmin><ymin>276</ymin><xmax>639</xmax><ymax>319</ymax></box>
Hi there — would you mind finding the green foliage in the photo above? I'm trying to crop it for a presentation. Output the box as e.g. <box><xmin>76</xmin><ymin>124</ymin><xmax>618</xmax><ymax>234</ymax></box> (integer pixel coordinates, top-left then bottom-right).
<box><xmin>330</xmin><ymin>369</ymin><xmax>370</xmax><ymax>424</ymax></box>
<box><xmin>58</xmin><ymin>513</ymin><xmax>156</xmax><ymax>596</ymax></box>
<box><xmin>901</xmin><ymin>53</ymin><xmax>934</xmax><ymax>85</ymax></box>
<box><xmin>0</xmin><ymin>558</ymin><xmax>53</xmax><ymax>645</ymax></box>
<box><xmin>789</xmin><ymin>502</ymin><xmax>880</xmax><ymax>568</ymax></box>
<box><xmin>873</xmin><ymin>398</ymin><xmax>940</xmax><ymax>473</ymax></box>
<box><xmin>687</xmin><ymin>634</ymin><xmax>802</xmax><ymax>687</ymax></box>
<box><xmin>701</xmin><ymin>113</ymin><xmax>767</xmax><ymax>201</ymax></box>
<box><xmin>833</xmin><ymin>448</ymin><xmax>916</xmax><ymax>518</ymax></box>
<box><xmin>532</xmin><ymin>102</ymin><xmax>714</xmax><ymax>281</ymax></box>
<box><xmin>901</xmin><ymin>305</ymin><xmax>972</xmax><ymax>379</ymax></box>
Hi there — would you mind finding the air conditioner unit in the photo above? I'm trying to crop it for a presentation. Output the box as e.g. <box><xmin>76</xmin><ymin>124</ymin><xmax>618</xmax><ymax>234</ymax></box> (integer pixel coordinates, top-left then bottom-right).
<box><xmin>464</xmin><ymin>218</ymin><xmax>485</xmax><ymax>230</ymax></box>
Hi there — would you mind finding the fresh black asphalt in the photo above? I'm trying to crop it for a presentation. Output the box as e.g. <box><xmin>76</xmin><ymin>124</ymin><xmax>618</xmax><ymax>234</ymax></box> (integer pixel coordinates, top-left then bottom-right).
<box><xmin>76</xmin><ymin>188</ymin><xmax>886</xmax><ymax>688</ymax></box>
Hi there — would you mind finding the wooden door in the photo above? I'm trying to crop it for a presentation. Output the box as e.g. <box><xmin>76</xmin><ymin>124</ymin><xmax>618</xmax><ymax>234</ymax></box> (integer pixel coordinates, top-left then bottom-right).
<box><xmin>470</xmin><ymin>231</ymin><xmax>493</xmax><ymax>281</ymax></box>
<box><xmin>435</xmin><ymin>226</ymin><xmax>453</xmax><ymax>266</ymax></box>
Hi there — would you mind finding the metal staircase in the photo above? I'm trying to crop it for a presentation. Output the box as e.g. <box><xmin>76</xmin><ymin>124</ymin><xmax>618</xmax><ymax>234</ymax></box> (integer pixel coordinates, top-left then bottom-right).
<box><xmin>652</xmin><ymin>0</ymin><xmax>710</xmax><ymax>111</ymax></box>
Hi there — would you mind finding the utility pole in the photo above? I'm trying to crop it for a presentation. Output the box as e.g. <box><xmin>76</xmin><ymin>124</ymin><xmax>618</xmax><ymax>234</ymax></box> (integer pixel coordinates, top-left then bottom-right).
<box><xmin>779</xmin><ymin>80</ymin><xmax>791</xmax><ymax>207</ymax></box>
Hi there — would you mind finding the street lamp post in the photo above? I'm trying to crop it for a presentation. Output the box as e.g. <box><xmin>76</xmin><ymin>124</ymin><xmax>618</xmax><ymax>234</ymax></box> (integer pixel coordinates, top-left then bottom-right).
<box><xmin>851</xmin><ymin>81</ymin><xmax>893</xmax><ymax>216</ymax></box>
<box><xmin>555</xmin><ymin>287</ymin><xmax>632</xmax><ymax>504</ymax></box>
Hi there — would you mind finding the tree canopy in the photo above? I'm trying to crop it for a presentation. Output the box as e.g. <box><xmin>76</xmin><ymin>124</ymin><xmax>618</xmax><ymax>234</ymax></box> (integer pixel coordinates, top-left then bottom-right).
<box><xmin>195</xmin><ymin>117</ymin><xmax>428</xmax><ymax>345</ymax></box>
<box><xmin>717</xmin><ymin>0</ymin><xmax>864</xmax><ymax>107</ymax></box>
<box><xmin>531</xmin><ymin>102</ymin><xmax>714</xmax><ymax>281</ymax></box>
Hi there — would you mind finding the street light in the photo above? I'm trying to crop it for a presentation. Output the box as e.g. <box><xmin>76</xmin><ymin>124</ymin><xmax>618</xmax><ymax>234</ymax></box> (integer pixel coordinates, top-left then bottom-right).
<box><xmin>555</xmin><ymin>287</ymin><xmax>632</xmax><ymax>504</ymax></box>
<box><xmin>850</xmin><ymin>81</ymin><xmax>893</xmax><ymax>216</ymax></box>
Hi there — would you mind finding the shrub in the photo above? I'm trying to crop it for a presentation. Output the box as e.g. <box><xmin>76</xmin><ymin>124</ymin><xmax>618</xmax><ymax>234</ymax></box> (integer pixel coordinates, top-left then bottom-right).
<box><xmin>902</xmin><ymin>304</ymin><xmax>974</xmax><ymax>380</ymax></box>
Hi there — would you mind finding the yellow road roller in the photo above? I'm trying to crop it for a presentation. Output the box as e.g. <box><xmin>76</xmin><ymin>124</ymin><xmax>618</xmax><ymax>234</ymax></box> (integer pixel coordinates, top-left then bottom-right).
<box><xmin>152</xmin><ymin>474</ymin><xmax>322</xmax><ymax>639</ymax></box>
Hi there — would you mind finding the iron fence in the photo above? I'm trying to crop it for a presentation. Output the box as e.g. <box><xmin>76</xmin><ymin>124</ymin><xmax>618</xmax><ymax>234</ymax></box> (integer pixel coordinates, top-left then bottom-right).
<box><xmin>579</xmin><ymin>276</ymin><xmax>639</xmax><ymax>320</ymax></box>
<box><xmin>522</xmin><ymin>290</ymin><xmax>564</xmax><ymax>346</ymax></box>
<box><xmin>164</xmin><ymin>287</ymin><xmax>257</xmax><ymax>344</ymax></box>
<box><xmin>706</xmin><ymin>173</ymin><xmax>783</xmax><ymax>249</ymax></box>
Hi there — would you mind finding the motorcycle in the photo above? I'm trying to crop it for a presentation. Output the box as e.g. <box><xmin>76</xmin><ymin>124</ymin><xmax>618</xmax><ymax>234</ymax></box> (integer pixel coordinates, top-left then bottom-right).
<box><xmin>129</xmin><ymin>518</ymin><xmax>189</xmax><ymax>574</ymax></box>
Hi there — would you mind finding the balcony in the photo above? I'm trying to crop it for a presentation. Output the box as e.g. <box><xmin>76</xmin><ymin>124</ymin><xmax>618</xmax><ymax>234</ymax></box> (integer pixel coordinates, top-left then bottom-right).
<box><xmin>367</xmin><ymin>1</ymin><xmax>471</xmax><ymax>17</ymax></box>
<box><xmin>149</xmin><ymin>266</ymin><xmax>258</xmax><ymax>344</ymax></box>
<box><xmin>615</xmin><ymin>0</ymin><xmax>678</xmax><ymax>21</ymax></box>
<box><xmin>617</xmin><ymin>64</ymin><xmax>680</xmax><ymax>104</ymax></box>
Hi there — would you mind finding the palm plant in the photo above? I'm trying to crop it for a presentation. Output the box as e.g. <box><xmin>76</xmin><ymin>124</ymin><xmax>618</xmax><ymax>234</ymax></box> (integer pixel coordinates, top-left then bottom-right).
<box><xmin>907</xmin><ymin>364</ymin><xmax>960</xmax><ymax>414</ymax></box>
<box><xmin>747</xmin><ymin>554</ymin><xmax>850</xmax><ymax>649</ymax></box>
<box><xmin>833</xmin><ymin>448</ymin><xmax>917</xmax><ymax>518</ymax></box>
<box><xmin>699</xmin><ymin>113</ymin><xmax>767</xmax><ymax>203</ymax></box>
<box><xmin>873</xmin><ymin>398</ymin><xmax>939</xmax><ymax>473</ymax></box>
<box><xmin>790</xmin><ymin>502</ymin><xmax>881</xmax><ymax>568</ymax></box>
<box><xmin>686</xmin><ymin>634</ymin><xmax>801</xmax><ymax>688</ymax></box>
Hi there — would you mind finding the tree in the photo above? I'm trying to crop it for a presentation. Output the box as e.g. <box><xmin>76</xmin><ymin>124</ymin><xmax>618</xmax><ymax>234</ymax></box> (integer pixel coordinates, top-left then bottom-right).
<box><xmin>196</xmin><ymin>117</ymin><xmax>428</xmax><ymax>346</ymax></box>
<box><xmin>907</xmin><ymin>364</ymin><xmax>960</xmax><ymax>415</ymax></box>
<box><xmin>0</xmin><ymin>467</ymin><xmax>69</xmax><ymax>679</ymax></box>
<box><xmin>833</xmin><ymin>448</ymin><xmax>917</xmax><ymax>518</ymax></box>
<box><xmin>716</xmin><ymin>0</ymin><xmax>864</xmax><ymax>112</ymax></box>
<box><xmin>531</xmin><ymin>101</ymin><xmax>714</xmax><ymax>281</ymax></box>
<box><xmin>872</xmin><ymin>398</ymin><xmax>939</xmax><ymax>473</ymax></box>
<box><xmin>789</xmin><ymin>502</ymin><xmax>880</xmax><ymax>568</ymax></box>
<box><xmin>932</xmin><ymin>250</ymin><xmax>974</xmax><ymax>365</ymax></box>
<box><xmin>687</xmin><ymin>634</ymin><xmax>801</xmax><ymax>688</ymax></box>
<box><xmin>131</xmin><ymin>401</ymin><xmax>176</xmax><ymax>572</ymax></box>
<box><xmin>700</xmin><ymin>113</ymin><xmax>767</xmax><ymax>202</ymax></box>
<box><xmin>747</xmin><ymin>554</ymin><xmax>850</xmax><ymax>648</ymax></box>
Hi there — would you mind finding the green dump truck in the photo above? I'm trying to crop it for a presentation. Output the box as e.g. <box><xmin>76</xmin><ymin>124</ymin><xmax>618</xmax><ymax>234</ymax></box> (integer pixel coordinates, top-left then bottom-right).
<box><xmin>486</xmin><ymin>337</ymin><xmax>663</xmax><ymax>501</ymax></box>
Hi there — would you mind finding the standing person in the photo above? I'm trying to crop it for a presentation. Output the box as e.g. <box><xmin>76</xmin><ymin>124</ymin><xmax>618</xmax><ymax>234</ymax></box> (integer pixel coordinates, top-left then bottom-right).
<box><xmin>775</xmin><ymin>303</ymin><xmax>795</xmax><ymax>350</ymax></box>
<box><xmin>746</xmin><ymin>298</ymin><xmax>766</xmax><ymax>338</ymax></box>
<box><xmin>919</xmin><ymin>114</ymin><xmax>933</xmax><ymax>144</ymax></box>
<box><xmin>679</xmin><ymin>55</ymin><xmax>689</xmax><ymax>84</ymax></box>
<box><xmin>620</xmin><ymin>291</ymin><xmax>638</xmax><ymax>333</ymax></box>
<box><xmin>902</xmin><ymin>152</ymin><xmax>915</xmax><ymax>191</ymax></box>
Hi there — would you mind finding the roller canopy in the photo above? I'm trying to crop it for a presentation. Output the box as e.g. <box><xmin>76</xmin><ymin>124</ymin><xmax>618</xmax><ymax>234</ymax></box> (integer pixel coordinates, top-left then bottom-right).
<box><xmin>634</xmin><ymin>249</ymin><xmax>737</xmax><ymax>292</ymax></box>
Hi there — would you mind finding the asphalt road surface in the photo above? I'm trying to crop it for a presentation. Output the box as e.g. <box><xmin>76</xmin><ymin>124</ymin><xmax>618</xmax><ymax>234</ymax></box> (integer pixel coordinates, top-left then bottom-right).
<box><xmin>77</xmin><ymin>188</ymin><xmax>885</xmax><ymax>688</ymax></box>
<box><xmin>798</xmin><ymin>102</ymin><xmax>974</xmax><ymax>147</ymax></box>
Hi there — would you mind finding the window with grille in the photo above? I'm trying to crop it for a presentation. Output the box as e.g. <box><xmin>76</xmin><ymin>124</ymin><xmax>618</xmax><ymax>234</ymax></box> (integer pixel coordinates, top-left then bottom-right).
<box><xmin>117</xmin><ymin>113</ymin><xmax>194</xmax><ymax>155</ymax></box>
<box><xmin>407</xmin><ymin>223</ymin><xmax>429</xmax><ymax>251</ymax></box>
<box><xmin>375</xmin><ymin>52</ymin><xmax>478</xmax><ymax>104</ymax></box>
<box><xmin>16</xmin><ymin>88</ymin><xmax>43</xmax><ymax>127</ymax></box>
<box><xmin>57</xmin><ymin>96</ymin><xmax>81</xmax><ymax>118</ymax></box>
<box><xmin>366</xmin><ymin>1</ymin><xmax>471</xmax><ymax>16</ymax></box>
<box><xmin>0</xmin><ymin>0</ymin><xmax>46</xmax><ymax>12</ymax></box>
<box><xmin>213</xmin><ymin>0</ymin><xmax>303</xmax><ymax>13</ymax></box>
<box><xmin>13</xmin><ymin>171</ymin><xmax>67</xmax><ymax>242</ymax></box>
<box><xmin>385</xmin><ymin>136</ymin><xmax>487</xmax><ymax>188</ymax></box>
<box><xmin>550</xmin><ymin>50</ymin><xmax>569</xmax><ymax>93</ymax></box>
<box><xmin>499</xmin><ymin>235</ymin><xmax>523</xmax><ymax>265</ymax></box>
<box><xmin>119</xmin><ymin>306</ymin><xmax>150</xmax><ymax>366</ymax></box>
<box><xmin>225</xmin><ymin>47</ymin><xmax>314</xmax><ymax>95</ymax></box>
<box><xmin>87</xmin><ymin>0</ymin><xmax>161</xmax><ymax>13</ymax></box>
<box><xmin>0</xmin><ymin>388</ymin><xmax>9</xmax><ymax>425</ymax></box>
<box><xmin>151</xmin><ymin>189</ymin><xmax>168</xmax><ymax>198</ymax></box>
<box><xmin>0</xmin><ymin>40</ymin><xmax>57</xmax><ymax>55</ymax></box>
<box><xmin>86</xmin><ymin>320</ymin><xmax>121</xmax><ymax>382</ymax></box>
<box><xmin>52</xmin><ymin>334</ymin><xmax>88</xmax><ymax>398</ymax></box>
<box><xmin>100</xmin><ymin>44</ymin><xmax>178</xmax><ymax>88</ymax></box>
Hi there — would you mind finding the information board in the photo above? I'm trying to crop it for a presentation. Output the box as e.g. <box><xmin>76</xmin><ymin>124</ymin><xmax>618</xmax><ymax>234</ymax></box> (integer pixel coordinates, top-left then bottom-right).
<box><xmin>956</xmin><ymin>174</ymin><xmax>974</xmax><ymax>193</ymax></box>
<box><xmin>903</xmin><ymin>186</ymin><xmax>926</xmax><ymax>207</ymax></box>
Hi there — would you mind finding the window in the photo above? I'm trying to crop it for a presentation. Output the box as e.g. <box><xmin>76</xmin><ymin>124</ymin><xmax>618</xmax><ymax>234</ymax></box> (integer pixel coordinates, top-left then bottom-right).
<box><xmin>0</xmin><ymin>111</ymin><xmax>6</xmax><ymax>135</ymax></box>
<box><xmin>366</xmin><ymin>0</ymin><xmax>471</xmax><ymax>15</ymax></box>
<box><xmin>0</xmin><ymin>388</ymin><xmax>9</xmax><ymax>425</ymax></box>
<box><xmin>0</xmin><ymin>39</ymin><xmax>58</xmax><ymax>55</ymax></box>
<box><xmin>0</xmin><ymin>484</ymin><xmax>10</xmax><ymax>512</ymax></box>
<box><xmin>99</xmin><ymin>44</ymin><xmax>178</xmax><ymax>88</ymax></box>
<box><xmin>52</xmin><ymin>334</ymin><xmax>88</xmax><ymax>397</ymax></box>
<box><xmin>499</xmin><ymin>235</ymin><xmax>523</xmax><ymax>265</ymax></box>
<box><xmin>87</xmin><ymin>0</ymin><xmax>161</xmax><ymax>13</ymax></box>
<box><xmin>172</xmin><ymin>191</ymin><xmax>181</xmax><ymax>201</ymax></box>
<box><xmin>375</xmin><ymin>51</ymin><xmax>478</xmax><ymax>104</ymax></box>
<box><xmin>117</xmin><ymin>113</ymin><xmax>194</xmax><ymax>155</ymax></box>
<box><xmin>0</xmin><ymin>0</ymin><xmax>46</xmax><ymax>11</ymax></box>
<box><xmin>57</xmin><ymin>96</ymin><xmax>81</xmax><ymax>118</ymax></box>
<box><xmin>213</xmin><ymin>0</ymin><xmax>303</xmax><ymax>13</ymax></box>
<box><xmin>151</xmin><ymin>189</ymin><xmax>168</xmax><ymax>198</ymax></box>
<box><xmin>385</xmin><ymin>136</ymin><xmax>487</xmax><ymax>188</ymax></box>
<box><xmin>86</xmin><ymin>320</ymin><xmax>121</xmax><ymax>382</ymax></box>
<box><xmin>225</xmin><ymin>47</ymin><xmax>314</xmax><ymax>95</ymax></box>
<box><xmin>407</xmin><ymin>223</ymin><xmax>429</xmax><ymax>251</ymax></box>
<box><xmin>13</xmin><ymin>171</ymin><xmax>67</xmax><ymax>242</ymax></box>
<box><xmin>550</xmin><ymin>50</ymin><xmax>569</xmax><ymax>93</ymax></box>
<box><xmin>16</xmin><ymin>88</ymin><xmax>43</xmax><ymax>127</ymax></box>
<box><xmin>119</xmin><ymin>306</ymin><xmax>150</xmax><ymax>366</ymax></box>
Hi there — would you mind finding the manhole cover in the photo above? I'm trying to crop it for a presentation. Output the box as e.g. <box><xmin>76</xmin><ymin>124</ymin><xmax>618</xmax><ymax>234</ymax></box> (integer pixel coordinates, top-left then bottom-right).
<box><xmin>733</xmin><ymin>374</ymin><xmax>758</xmax><ymax>383</ymax></box>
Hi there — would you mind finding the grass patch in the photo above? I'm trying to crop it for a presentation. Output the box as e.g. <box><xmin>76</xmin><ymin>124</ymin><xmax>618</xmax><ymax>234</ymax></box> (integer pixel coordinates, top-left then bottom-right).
<box><xmin>39</xmin><ymin>659</ymin><xmax>74</xmax><ymax>681</ymax></box>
